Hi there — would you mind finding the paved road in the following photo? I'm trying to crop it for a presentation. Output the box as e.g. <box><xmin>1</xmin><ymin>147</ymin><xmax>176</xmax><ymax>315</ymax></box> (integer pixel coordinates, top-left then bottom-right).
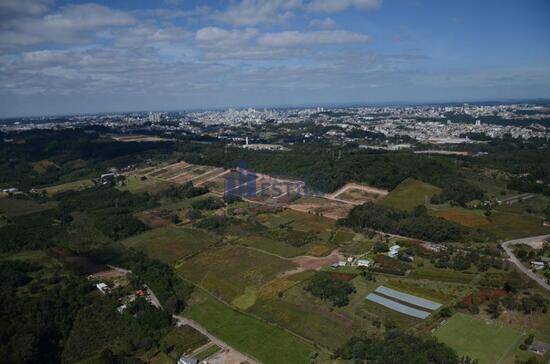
<box><xmin>501</xmin><ymin>234</ymin><xmax>550</xmax><ymax>292</ymax></box>
<box><xmin>174</xmin><ymin>316</ymin><xmax>258</xmax><ymax>364</ymax></box>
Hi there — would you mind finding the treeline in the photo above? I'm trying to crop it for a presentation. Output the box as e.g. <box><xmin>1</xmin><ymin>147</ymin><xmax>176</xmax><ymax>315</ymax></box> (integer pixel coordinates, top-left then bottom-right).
<box><xmin>340</xmin><ymin>203</ymin><xmax>493</xmax><ymax>243</ymax></box>
<box><xmin>305</xmin><ymin>271</ymin><xmax>356</xmax><ymax>307</ymax></box>
<box><xmin>431</xmin><ymin>181</ymin><xmax>484</xmax><ymax>206</ymax></box>
<box><xmin>56</xmin><ymin>186</ymin><xmax>154</xmax><ymax>241</ymax></box>
<box><xmin>334</xmin><ymin>330</ymin><xmax>461</xmax><ymax>363</ymax></box>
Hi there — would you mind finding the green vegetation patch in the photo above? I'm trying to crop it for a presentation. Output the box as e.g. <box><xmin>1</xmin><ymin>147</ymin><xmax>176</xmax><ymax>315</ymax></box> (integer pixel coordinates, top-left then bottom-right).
<box><xmin>482</xmin><ymin>209</ymin><xmax>550</xmax><ymax>240</ymax></box>
<box><xmin>178</xmin><ymin>245</ymin><xmax>296</xmax><ymax>301</ymax></box>
<box><xmin>42</xmin><ymin>179</ymin><xmax>94</xmax><ymax>195</ymax></box>
<box><xmin>185</xmin><ymin>294</ymin><xmax>316</xmax><ymax>364</ymax></box>
<box><xmin>380</xmin><ymin>178</ymin><xmax>441</xmax><ymax>211</ymax></box>
<box><xmin>122</xmin><ymin>227</ymin><xmax>218</xmax><ymax>264</ymax></box>
<box><xmin>194</xmin><ymin>344</ymin><xmax>221</xmax><ymax>361</ymax></box>
<box><xmin>434</xmin><ymin>313</ymin><xmax>523</xmax><ymax>364</ymax></box>
<box><xmin>160</xmin><ymin>325</ymin><xmax>209</xmax><ymax>359</ymax></box>
<box><xmin>408</xmin><ymin>268</ymin><xmax>476</xmax><ymax>284</ymax></box>
<box><xmin>0</xmin><ymin>197</ymin><xmax>56</xmax><ymax>217</ymax></box>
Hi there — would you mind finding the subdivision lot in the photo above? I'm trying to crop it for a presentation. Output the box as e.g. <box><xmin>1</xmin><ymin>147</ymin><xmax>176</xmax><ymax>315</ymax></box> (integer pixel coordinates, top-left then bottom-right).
<box><xmin>408</xmin><ymin>268</ymin><xmax>476</xmax><ymax>284</ymax></box>
<box><xmin>289</xmin><ymin>196</ymin><xmax>353</xmax><ymax>220</ymax></box>
<box><xmin>380</xmin><ymin>177</ymin><xmax>442</xmax><ymax>211</ymax></box>
<box><xmin>431</xmin><ymin>205</ymin><xmax>490</xmax><ymax>227</ymax></box>
<box><xmin>434</xmin><ymin>313</ymin><xmax>524</xmax><ymax>364</ymax></box>
<box><xmin>185</xmin><ymin>293</ymin><xmax>317</xmax><ymax>364</ymax></box>
<box><xmin>330</xmin><ymin>183</ymin><xmax>388</xmax><ymax>204</ymax></box>
<box><xmin>119</xmin><ymin>175</ymin><xmax>176</xmax><ymax>194</ymax></box>
<box><xmin>178</xmin><ymin>245</ymin><xmax>296</xmax><ymax>303</ymax></box>
<box><xmin>121</xmin><ymin>226</ymin><xmax>219</xmax><ymax>264</ymax></box>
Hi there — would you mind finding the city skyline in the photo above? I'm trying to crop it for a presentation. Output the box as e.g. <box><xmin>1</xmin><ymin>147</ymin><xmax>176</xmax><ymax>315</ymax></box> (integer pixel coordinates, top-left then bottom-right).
<box><xmin>1</xmin><ymin>0</ymin><xmax>550</xmax><ymax>118</ymax></box>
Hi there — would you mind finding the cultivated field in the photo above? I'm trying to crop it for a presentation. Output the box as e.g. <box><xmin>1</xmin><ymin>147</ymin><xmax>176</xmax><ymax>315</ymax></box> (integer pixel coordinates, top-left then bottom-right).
<box><xmin>435</xmin><ymin>313</ymin><xmax>524</xmax><ymax>364</ymax></box>
<box><xmin>178</xmin><ymin>245</ymin><xmax>296</xmax><ymax>303</ymax></box>
<box><xmin>121</xmin><ymin>227</ymin><xmax>219</xmax><ymax>264</ymax></box>
<box><xmin>185</xmin><ymin>293</ymin><xmax>318</xmax><ymax>364</ymax></box>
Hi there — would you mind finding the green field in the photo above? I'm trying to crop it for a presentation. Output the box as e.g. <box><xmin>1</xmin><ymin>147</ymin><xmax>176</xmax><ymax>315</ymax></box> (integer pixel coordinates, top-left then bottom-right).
<box><xmin>482</xmin><ymin>209</ymin><xmax>550</xmax><ymax>240</ymax></box>
<box><xmin>160</xmin><ymin>325</ymin><xmax>209</xmax><ymax>359</ymax></box>
<box><xmin>435</xmin><ymin>313</ymin><xmax>524</xmax><ymax>364</ymax></box>
<box><xmin>0</xmin><ymin>197</ymin><xmax>56</xmax><ymax>217</ymax></box>
<box><xmin>42</xmin><ymin>179</ymin><xmax>94</xmax><ymax>195</ymax></box>
<box><xmin>194</xmin><ymin>344</ymin><xmax>221</xmax><ymax>361</ymax></box>
<box><xmin>249</xmin><ymin>277</ymin><xmax>374</xmax><ymax>350</ymax></box>
<box><xmin>380</xmin><ymin>178</ymin><xmax>442</xmax><ymax>211</ymax></box>
<box><xmin>178</xmin><ymin>245</ymin><xmax>296</xmax><ymax>303</ymax></box>
<box><xmin>408</xmin><ymin>268</ymin><xmax>476</xmax><ymax>284</ymax></box>
<box><xmin>121</xmin><ymin>227</ymin><xmax>218</xmax><ymax>264</ymax></box>
<box><xmin>118</xmin><ymin>175</ymin><xmax>176</xmax><ymax>194</ymax></box>
<box><xmin>185</xmin><ymin>293</ymin><xmax>318</xmax><ymax>364</ymax></box>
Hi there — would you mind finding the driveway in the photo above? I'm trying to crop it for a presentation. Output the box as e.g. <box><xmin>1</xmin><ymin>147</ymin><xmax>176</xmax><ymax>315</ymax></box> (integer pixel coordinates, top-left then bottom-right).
<box><xmin>501</xmin><ymin>234</ymin><xmax>550</xmax><ymax>292</ymax></box>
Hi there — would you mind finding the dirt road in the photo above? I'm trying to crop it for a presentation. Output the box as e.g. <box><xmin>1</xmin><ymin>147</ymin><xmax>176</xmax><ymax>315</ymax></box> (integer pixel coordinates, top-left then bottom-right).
<box><xmin>501</xmin><ymin>235</ymin><xmax>550</xmax><ymax>292</ymax></box>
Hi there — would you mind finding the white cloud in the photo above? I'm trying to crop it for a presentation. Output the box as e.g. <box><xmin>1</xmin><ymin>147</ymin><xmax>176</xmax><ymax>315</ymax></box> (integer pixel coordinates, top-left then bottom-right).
<box><xmin>308</xmin><ymin>0</ymin><xmax>380</xmax><ymax>13</ymax></box>
<box><xmin>196</xmin><ymin>27</ymin><xmax>257</xmax><ymax>44</ymax></box>
<box><xmin>258</xmin><ymin>30</ymin><xmax>371</xmax><ymax>47</ymax></box>
<box><xmin>0</xmin><ymin>3</ymin><xmax>136</xmax><ymax>47</ymax></box>
<box><xmin>308</xmin><ymin>17</ymin><xmax>337</xmax><ymax>30</ymax></box>
<box><xmin>212</xmin><ymin>0</ymin><xmax>302</xmax><ymax>26</ymax></box>
<box><xmin>0</xmin><ymin>0</ymin><xmax>50</xmax><ymax>18</ymax></box>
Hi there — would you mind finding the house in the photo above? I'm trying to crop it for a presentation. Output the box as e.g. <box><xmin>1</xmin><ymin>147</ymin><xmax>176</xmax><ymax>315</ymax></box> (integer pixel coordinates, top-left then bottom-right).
<box><xmin>96</xmin><ymin>282</ymin><xmax>110</xmax><ymax>295</ymax></box>
<box><xmin>100</xmin><ymin>173</ymin><xmax>116</xmax><ymax>185</ymax></box>
<box><xmin>338</xmin><ymin>261</ymin><xmax>347</xmax><ymax>267</ymax></box>
<box><xmin>388</xmin><ymin>245</ymin><xmax>401</xmax><ymax>258</ymax></box>
<box><xmin>331</xmin><ymin>263</ymin><xmax>339</xmax><ymax>269</ymax></box>
<box><xmin>529</xmin><ymin>341</ymin><xmax>550</xmax><ymax>355</ymax></box>
<box><xmin>117</xmin><ymin>304</ymin><xmax>127</xmax><ymax>314</ymax></box>
<box><xmin>178</xmin><ymin>356</ymin><xmax>199</xmax><ymax>364</ymax></box>
<box><xmin>531</xmin><ymin>261</ymin><xmax>545</xmax><ymax>270</ymax></box>
<box><xmin>357</xmin><ymin>259</ymin><xmax>372</xmax><ymax>267</ymax></box>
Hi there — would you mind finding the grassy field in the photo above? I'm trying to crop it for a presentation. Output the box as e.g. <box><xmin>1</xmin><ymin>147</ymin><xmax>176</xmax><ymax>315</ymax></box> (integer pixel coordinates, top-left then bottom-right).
<box><xmin>178</xmin><ymin>245</ymin><xmax>296</xmax><ymax>303</ymax></box>
<box><xmin>482</xmin><ymin>209</ymin><xmax>550</xmax><ymax>240</ymax></box>
<box><xmin>42</xmin><ymin>179</ymin><xmax>94</xmax><ymax>195</ymax></box>
<box><xmin>119</xmin><ymin>175</ymin><xmax>176</xmax><ymax>194</ymax></box>
<box><xmin>160</xmin><ymin>325</ymin><xmax>209</xmax><ymax>359</ymax></box>
<box><xmin>380</xmin><ymin>178</ymin><xmax>442</xmax><ymax>211</ymax></box>
<box><xmin>408</xmin><ymin>268</ymin><xmax>476</xmax><ymax>284</ymax></box>
<box><xmin>435</xmin><ymin>313</ymin><xmax>524</xmax><ymax>364</ymax></box>
<box><xmin>121</xmin><ymin>227</ymin><xmax>218</xmax><ymax>264</ymax></box>
<box><xmin>0</xmin><ymin>197</ymin><xmax>56</xmax><ymax>217</ymax></box>
<box><xmin>235</xmin><ymin>235</ymin><xmax>311</xmax><ymax>258</ymax></box>
<box><xmin>431</xmin><ymin>206</ymin><xmax>490</xmax><ymax>228</ymax></box>
<box><xmin>185</xmin><ymin>293</ymin><xmax>318</xmax><ymax>364</ymax></box>
<box><xmin>249</xmin><ymin>277</ymin><xmax>375</xmax><ymax>350</ymax></box>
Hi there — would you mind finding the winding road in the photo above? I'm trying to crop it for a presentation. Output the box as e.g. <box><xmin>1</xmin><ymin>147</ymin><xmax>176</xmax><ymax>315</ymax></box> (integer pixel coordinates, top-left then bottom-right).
<box><xmin>501</xmin><ymin>234</ymin><xmax>550</xmax><ymax>292</ymax></box>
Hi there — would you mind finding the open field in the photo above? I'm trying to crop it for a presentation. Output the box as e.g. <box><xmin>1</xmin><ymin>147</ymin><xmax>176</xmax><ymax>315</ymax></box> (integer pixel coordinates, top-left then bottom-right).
<box><xmin>289</xmin><ymin>196</ymin><xmax>353</xmax><ymax>220</ymax></box>
<box><xmin>380</xmin><ymin>178</ymin><xmax>442</xmax><ymax>211</ymax></box>
<box><xmin>234</xmin><ymin>234</ymin><xmax>315</xmax><ymax>258</ymax></box>
<box><xmin>160</xmin><ymin>325</ymin><xmax>209</xmax><ymax>360</ymax></box>
<box><xmin>431</xmin><ymin>206</ymin><xmax>490</xmax><ymax>227</ymax></box>
<box><xmin>482</xmin><ymin>209</ymin><xmax>550</xmax><ymax>240</ymax></box>
<box><xmin>121</xmin><ymin>227</ymin><xmax>219</xmax><ymax>264</ymax></box>
<box><xmin>408</xmin><ymin>268</ymin><xmax>476</xmax><ymax>284</ymax></box>
<box><xmin>185</xmin><ymin>293</ymin><xmax>317</xmax><ymax>364</ymax></box>
<box><xmin>119</xmin><ymin>175</ymin><xmax>176</xmax><ymax>194</ymax></box>
<box><xmin>435</xmin><ymin>313</ymin><xmax>524</xmax><ymax>364</ymax></box>
<box><xmin>178</xmin><ymin>245</ymin><xmax>296</xmax><ymax>303</ymax></box>
<box><xmin>41</xmin><ymin>179</ymin><xmax>94</xmax><ymax>195</ymax></box>
<box><xmin>0</xmin><ymin>197</ymin><xmax>56</xmax><ymax>217</ymax></box>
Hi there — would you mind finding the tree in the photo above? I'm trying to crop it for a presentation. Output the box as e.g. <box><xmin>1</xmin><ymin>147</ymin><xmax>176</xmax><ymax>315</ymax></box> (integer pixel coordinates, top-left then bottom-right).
<box><xmin>487</xmin><ymin>299</ymin><xmax>503</xmax><ymax>318</ymax></box>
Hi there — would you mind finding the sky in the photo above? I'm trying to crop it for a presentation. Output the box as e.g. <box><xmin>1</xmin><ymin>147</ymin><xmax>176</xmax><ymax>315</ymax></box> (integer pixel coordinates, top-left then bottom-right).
<box><xmin>0</xmin><ymin>0</ymin><xmax>549</xmax><ymax>117</ymax></box>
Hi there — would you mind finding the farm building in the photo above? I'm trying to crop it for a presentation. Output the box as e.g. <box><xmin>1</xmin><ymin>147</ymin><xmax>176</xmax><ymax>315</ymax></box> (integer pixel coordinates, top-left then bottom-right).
<box><xmin>356</xmin><ymin>259</ymin><xmax>372</xmax><ymax>267</ymax></box>
<box><xmin>178</xmin><ymin>356</ymin><xmax>199</xmax><ymax>364</ymax></box>
<box><xmin>388</xmin><ymin>244</ymin><xmax>401</xmax><ymax>258</ymax></box>
<box><xmin>96</xmin><ymin>282</ymin><xmax>110</xmax><ymax>295</ymax></box>
<box><xmin>529</xmin><ymin>341</ymin><xmax>550</xmax><ymax>355</ymax></box>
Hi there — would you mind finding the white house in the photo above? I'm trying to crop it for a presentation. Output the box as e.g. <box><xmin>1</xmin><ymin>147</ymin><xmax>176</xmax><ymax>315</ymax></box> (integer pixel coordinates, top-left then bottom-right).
<box><xmin>357</xmin><ymin>259</ymin><xmax>372</xmax><ymax>267</ymax></box>
<box><xmin>388</xmin><ymin>245</ymin><xmax>401</xmax><ymax>258</ymax></box>
<box><xmin>96</xmin><ymin>282</ymin><xmax>110</xmax><ymax>295</ymax></box>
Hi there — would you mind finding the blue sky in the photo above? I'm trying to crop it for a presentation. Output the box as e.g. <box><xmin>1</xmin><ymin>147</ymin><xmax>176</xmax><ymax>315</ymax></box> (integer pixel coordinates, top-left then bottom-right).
<box><xmin>0</xmin><ymin>0</ymin><xmax>549</xmax><ymax>117</ymax></box>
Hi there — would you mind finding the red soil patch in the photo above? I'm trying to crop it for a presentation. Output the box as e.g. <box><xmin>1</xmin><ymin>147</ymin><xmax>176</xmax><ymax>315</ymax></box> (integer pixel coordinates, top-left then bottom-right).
<box><xmin>460</xmin><ymin>288</ymin><xmax>508</xmax><ymax>306</ymax></box>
